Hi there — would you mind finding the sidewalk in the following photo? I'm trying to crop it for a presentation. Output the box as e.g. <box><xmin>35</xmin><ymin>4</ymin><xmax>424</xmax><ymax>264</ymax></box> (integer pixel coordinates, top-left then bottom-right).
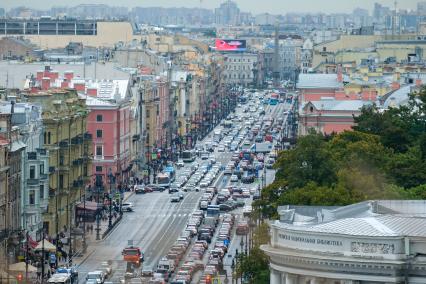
<box><xmin>58</xmin><ymin>191</ymin><xmax>135</xmax><ymax>268</ymax></box>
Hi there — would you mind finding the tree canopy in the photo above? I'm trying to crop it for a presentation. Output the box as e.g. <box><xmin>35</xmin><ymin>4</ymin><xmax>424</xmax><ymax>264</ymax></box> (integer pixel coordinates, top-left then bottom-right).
<box><xmin>258</xmin><ymin>87</ymin><xmax>426</xmax><ymax>217</ymax></box>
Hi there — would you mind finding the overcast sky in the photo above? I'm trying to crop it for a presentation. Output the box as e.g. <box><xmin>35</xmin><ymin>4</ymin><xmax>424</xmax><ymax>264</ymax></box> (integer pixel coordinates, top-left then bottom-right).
<box><xmin>0</xmin><ymin>0</ymin><xmax>421</xmax><ymax>14</ymax></box>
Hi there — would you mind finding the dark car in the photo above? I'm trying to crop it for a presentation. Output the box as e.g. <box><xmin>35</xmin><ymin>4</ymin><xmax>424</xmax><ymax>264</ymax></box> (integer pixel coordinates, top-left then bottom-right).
<box><xmin>146</xmin><ymin>184</ymin><xmax>164</xmax><ymax>192</ymax></box>
<box><xmin>219</xmin><ymin>203</ymin><xmax>234</xmax><ymax>212</ymax></box>
<box><xmin>242</xmin><ymin>174</ymin><xmax>255</xmax><ymax>184</ymax></box>
<box><xmin>217</xmin><ymin>194</ymin><xmax>228</xmax><ymax>204</ymax></box>
<box><xmin>253</xmin><ymin>191</ymin><xmax>261</xmax><ymax>200</ymax></box>
<box><xmin>169</xmin><ymin>187</ymin><xmax>179</xmax><ymax>194</ymax></box>
<box><xmin>199</xmin><ymin>232</ymin><xmax>212</xmax><ymax>243</ymax></box>
<box><xmin>135</xmin><ymin>185</ymin><xmax>145</xmax><ymax>194</ymax></box>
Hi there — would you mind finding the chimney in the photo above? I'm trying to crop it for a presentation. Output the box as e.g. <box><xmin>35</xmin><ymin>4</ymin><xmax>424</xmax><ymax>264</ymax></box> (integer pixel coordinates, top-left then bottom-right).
<box><xmin>64</xmin><ymin>71</ymin><xmax>74</xmax><ymax>81</ymax></box>
<box><xmin>50</xmin><ymin>71</ymin><xmax>59</xmax><ymax>81</ymax></box>
<box><xmin>61</xmin><ymin>80</ymin><xmax>69</xmax><ymax>89</ymax></box>
<box><xmin>87</xmin><ymin>88</ymin><xmax>98</xmax><ymax>97</ymax></box>
<box><xmin>337</xmin><ymin>65</ymin><xmax>343</xmax><ymax>83</ymax></box>
<box><xmin>42</xmin><ymin>77</ymin><xmax>51</xmax><ymax>90</ymax></box>
<box><xmin>74</xmin><ymin>82</ymin><xmax>85</xmax><ymax>92</ymax></box>
<box><xmin>36</xmin><ymin>71</ymin><xmax>44</xmax><ymax>81</ymax></box>
<box><xmin>416</xmin><ymin>78</ymin><xmax>422</xmax><ymax>87</ymax></box>
<box><xmin>10</xmin><ymin>100</ymin><xmax>15</xmax><ymax>114</ymax></box>
<box><xmin>392</xmin><ymin>82</ymin><xmax>400</xmax><ymax>90</ymax></box>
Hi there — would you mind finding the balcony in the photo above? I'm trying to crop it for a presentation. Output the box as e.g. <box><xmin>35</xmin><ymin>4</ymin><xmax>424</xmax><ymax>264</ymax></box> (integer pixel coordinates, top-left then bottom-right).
<box><xmin>27</xmin><ymin>179</ymin><xmax>39</xmax><ymax>186</ymax></box>
<box><xmin>37</xmin><ymin>148</ymin><xmax>47</xmax><ymax>156</ymax></box>
<box><xmin>27</xmin><ymin>152</ymin><xmax>37</xmax><ymax>160</ymax></box>
<box><xmin>71</xmin><ymin>136</ymin><xmax>83</xmax><ymax>145</ymax></box>
<box><xmin>59</xmin><ymin>141</ymin><xmax>68</xmax><ymax>148</ymax></box>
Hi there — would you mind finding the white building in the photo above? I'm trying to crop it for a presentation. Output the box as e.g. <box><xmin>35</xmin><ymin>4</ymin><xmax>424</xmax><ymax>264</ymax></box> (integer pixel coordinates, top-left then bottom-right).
<box><xmin>262</xmin><ymin>200</ymin><xmax>426</xmax><ymax>284</ymax></box>
<box><xmin>0</xmin><ymin>101</ymin><xmax>49</xmax><ymax>240</ymax></box>
<box><xmin>223</xmin><ymin>53</ymin><xmax>258</xmax><ymax>87</ymax></box>
<box><xmin>300</xmin><ymin>38</ymin><xmax>313</xmax><ymax>74</ymax></box>
<box><xmin>278</xmin><ymin>38</ymin><xmax>303</xmax><ymax>83</ymax></box>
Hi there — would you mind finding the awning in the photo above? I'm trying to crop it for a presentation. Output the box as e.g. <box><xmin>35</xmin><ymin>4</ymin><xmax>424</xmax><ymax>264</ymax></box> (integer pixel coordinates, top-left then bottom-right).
<box><xmin>34</xmin><ymin>239</ymin><xmax>56</xmax><ymax>252</ymax></box>
<box><xmin>75</xmin><ymin>201</ymin><xmax>102</xmax><ymax>211</ymax></box>
<box><xmin>9</xmin><ymin>262</ymin><xmax>37</xmax><ymax>273</ymax></box>
<box><xmin>28</xmin><ymin>235</ymin><xmax>38</xmax><ymax>249</ymax></box>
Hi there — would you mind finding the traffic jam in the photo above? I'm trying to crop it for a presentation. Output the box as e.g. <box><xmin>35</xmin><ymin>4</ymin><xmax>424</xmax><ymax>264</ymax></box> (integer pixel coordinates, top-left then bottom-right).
<box><xmin>69</xmin><ymin>88</ymin><xmax>291</xmax><ymax>284</ymax></box>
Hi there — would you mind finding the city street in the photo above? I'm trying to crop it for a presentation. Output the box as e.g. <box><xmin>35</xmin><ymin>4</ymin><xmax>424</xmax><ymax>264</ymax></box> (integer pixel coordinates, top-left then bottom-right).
<box><xmin>77</xmin><ymin>92</ymin><xmax>291</xmax><ymax>283</ymax></box>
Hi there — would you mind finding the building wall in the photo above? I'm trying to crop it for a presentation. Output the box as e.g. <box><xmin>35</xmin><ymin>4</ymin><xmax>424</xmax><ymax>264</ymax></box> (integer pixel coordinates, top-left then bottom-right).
<box><xmin>223</xmin><ymin>53</ymin><xmax>258</xmax><ymax>86</ymax></box>
<box><xmin>15</xmin><ymin>22</ymin><xmax>139</xmax><ymax>49</ymax></box>
<box><xmin>0</xmin><ymin>37</ymin><xmax>33</xmax><ymax>60</ymax></box>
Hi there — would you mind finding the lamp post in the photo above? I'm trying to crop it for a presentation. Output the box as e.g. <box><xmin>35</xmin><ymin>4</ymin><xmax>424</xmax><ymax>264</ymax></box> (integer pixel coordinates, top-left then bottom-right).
<box><xmin>108</xmin><ymin>169</ymin><xmax>114</xmax><ymax>229</ymax></box>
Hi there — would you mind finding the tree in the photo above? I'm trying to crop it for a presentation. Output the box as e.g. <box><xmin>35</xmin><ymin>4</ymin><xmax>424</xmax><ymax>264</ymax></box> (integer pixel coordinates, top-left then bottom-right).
<box><xmin>275</xmin><ymin>134</ymin><xmax>337</xmax><ymax>189</ymax></box>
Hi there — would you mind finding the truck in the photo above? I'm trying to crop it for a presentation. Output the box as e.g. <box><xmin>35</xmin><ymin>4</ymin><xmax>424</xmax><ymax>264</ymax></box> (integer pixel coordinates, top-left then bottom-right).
<box><xmin>213</xmin><ymin>129</ymin><xmax>222</xmax><ymax>143</ymax></box>
<box><xmin>122</xmin><ymin>241</ymin><xmax>144</xmax><ymax>271</ymax></box>
<box><xmin>158</xmin><ymin>257</ymin><xmax>175</xmax><ymax>274</ymax></box>
<box><xmin>250</xmin><ymin>142</ymin><xmax>273</xmax><ymax>154</ymax></box>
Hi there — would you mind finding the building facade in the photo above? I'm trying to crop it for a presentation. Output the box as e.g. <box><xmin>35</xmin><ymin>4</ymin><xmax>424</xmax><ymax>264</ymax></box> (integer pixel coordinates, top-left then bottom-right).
<box><xmin>223</xmin><ymin>53</ymin><xmax>258</xmax><ymax>87</ymax></box>
<box><xmin>26</xmin><ymin>90</ymin><xmax>91</xmax><ymax>236</ymax></box>
<box><xmin>262</xmin><ymin>200</ymin><xmax>426</xmax><ymax>284</ymax></box>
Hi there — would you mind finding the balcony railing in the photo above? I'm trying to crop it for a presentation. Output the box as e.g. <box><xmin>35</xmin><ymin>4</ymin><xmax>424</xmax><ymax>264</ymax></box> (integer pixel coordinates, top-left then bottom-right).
<box><xmin>27</xmin><ymin>152</ymin><xmax>37</xmax><ymax>160</ymax></box>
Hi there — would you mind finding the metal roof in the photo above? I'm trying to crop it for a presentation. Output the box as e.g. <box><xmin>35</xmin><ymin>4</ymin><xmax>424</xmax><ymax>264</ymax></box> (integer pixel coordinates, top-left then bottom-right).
<box><xmin>297</xmin><ymin>74</ymin><xmax>343</xmax><ymax>89</ymax></box>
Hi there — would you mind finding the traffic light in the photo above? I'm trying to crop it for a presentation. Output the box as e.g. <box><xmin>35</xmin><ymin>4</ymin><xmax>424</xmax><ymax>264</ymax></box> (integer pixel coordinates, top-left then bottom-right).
<box><xmin>17</xmin><ymin>274</ymin><xmax>23</xmax><ymax>281</ymax></box>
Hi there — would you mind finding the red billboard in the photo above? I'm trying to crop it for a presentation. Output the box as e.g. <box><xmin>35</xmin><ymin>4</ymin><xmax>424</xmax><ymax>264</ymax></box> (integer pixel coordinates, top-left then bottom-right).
<box><xmin>214</xmin><ymin>39</ymin><xmax>247</xmax><ymax>51</ymax></box>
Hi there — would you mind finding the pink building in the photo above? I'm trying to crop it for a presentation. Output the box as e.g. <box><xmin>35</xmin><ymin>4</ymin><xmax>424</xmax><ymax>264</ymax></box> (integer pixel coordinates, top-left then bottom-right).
<box><xmin>86</xmin><ymin>97</ymin><xmax>132</xmax><ymax>189</ymax></box>
<box><xmin>299</xmin><ymin>99</ymin><xmax>369</xmax><ymax>135</ymax></box>
<box><xmin>297</xmin><ymin>73</ymin><xmax>374</xmax><ymax>136</ymax></box>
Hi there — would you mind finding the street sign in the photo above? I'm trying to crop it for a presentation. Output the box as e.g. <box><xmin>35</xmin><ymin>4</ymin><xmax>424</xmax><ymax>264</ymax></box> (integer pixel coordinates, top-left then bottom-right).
<box><xmin>49</xmin><ymin>253</ymin><xmax>56</xmax><ymax>264</ymax></box>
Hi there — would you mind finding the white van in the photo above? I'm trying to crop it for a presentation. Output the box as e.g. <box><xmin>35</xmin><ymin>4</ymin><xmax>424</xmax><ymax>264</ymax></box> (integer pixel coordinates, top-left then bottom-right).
<box><xmin>158</xmin><ymin>257</ymin><xmax>175</xmax><ymax>273</ymax></box>
<box><xmin>48</xmin><ymin>273</ymin><xmax>72</xmax><ymax>284</ymax></box>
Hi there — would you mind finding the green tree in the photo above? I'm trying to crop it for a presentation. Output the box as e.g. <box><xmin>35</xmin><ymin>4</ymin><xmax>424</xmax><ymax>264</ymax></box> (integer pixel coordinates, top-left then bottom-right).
<box><xmin>275</xmin><ymin>134</ymin><xmax>337</xmax><ymax>189</ymax></box>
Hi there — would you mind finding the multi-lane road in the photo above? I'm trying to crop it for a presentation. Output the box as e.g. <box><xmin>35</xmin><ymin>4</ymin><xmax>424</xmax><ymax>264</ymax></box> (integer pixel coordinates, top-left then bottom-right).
<box><xmin>77</xmin><ymin>94</ymin><xmax>291</xmax><ymax>283</ymax></box>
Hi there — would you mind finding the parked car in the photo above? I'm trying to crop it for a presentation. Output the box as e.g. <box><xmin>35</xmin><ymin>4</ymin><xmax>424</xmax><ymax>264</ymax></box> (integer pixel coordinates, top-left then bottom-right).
<box><xmin>121</xmin><ymin>203</ymin><xmax>134</xmax><ymax>212</ymax></box>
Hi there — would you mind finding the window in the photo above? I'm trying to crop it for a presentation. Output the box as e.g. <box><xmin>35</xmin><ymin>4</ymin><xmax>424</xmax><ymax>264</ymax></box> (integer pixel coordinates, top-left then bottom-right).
<box><xmin>96</xmin><ymin>166</ymin><xmax>103</xmax><ymax>172</ymax></box>
<box><xmin>30</xmin><ymin>166</ymin><xmax>35</xmax><ymax>179</ymax></box>
<box><xmin>96</xmin><ymin>146</ymin><xmax>103</xmax><ymax>156</ymax></box>
<box><xmin>146</xmin><ymin>109</ymin><xmax>150</xmax><ymax>118</ymax></box>
<box><xmin>29</xmin><ymin>190</ymin><xmax>35</xmax><ymax>205</ymax></box>
<box><xmin>59</xmin><ymin>155</ymin><xmax>64</xmax><ymax>166</ymax></box>
<box><xmin>48</xmin><ymin>132</ymin><xmax>51</xmax><ymax>144</ymax></box>
<box><xmin>40</xmin><ymin>163</ymin><xmax>44</xmax><ymax>175</ymax></box>
<box><xmin>59</xmin><ymin>174</ymin><xmax>64</xmax><ymax>188</ymax></box>
<box><xmin>96</xmin><ymin>129</ymin><xmax>103</xmax><ymax>138</ymax></box>
<box><xmin>40</xmin><ymin>185</ymin><xmax>44</xmax><ymax>199</ymax></box>
<box><xmin>96</xmin><ymin>114</ymin><xmax>103</xmax><ymax>122</ymax></box>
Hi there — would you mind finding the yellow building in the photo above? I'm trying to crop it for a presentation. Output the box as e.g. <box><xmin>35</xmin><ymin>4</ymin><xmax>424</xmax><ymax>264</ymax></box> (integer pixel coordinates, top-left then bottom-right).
<box><xmin>26</xmin><ymin>90</ymin><xmax>92</xmax><ymax>236</ymax></box>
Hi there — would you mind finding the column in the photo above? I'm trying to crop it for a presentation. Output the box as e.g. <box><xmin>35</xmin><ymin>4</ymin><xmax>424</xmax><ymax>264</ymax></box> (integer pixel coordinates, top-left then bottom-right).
<box><xmin>270</xmin><ymin>269</ymin><xmax>282</xmax><ymax>284</ymax></box>
<box><xmin>285</xmin><ymin>273</ymin><xmax>298</xmax><ymax>284</ymax></box>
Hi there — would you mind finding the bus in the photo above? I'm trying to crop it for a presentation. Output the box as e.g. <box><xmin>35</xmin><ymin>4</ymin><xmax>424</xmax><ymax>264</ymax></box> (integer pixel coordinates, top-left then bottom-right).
<box><xmin>213</xmin><ymin>129</ymin><xmax>222</xmax><ymax>143</ymax></box>
<box><xmin>182</xmin><ymin>150</ymin><xmax>196</xmax><ymax>163</ymax></box>
<box><xmin>157</xmin><ymin>172</ymin><xmax>171</xmax><ymax>188</ymax></box>
<box><xmin>164</xmin><ymin>166</ymin><xmax>175</xmax><ymax>182</ymax></box>
<box><xmin>269</xmin><ymin>93</ymin><xmax>279</xmax><ymax>105</ymax></box>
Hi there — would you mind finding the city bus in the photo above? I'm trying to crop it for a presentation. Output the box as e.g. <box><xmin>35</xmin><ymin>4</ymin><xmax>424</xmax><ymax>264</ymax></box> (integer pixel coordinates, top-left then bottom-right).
<box><xmin>164</xmin><ymin>166</ymin><xmax>175</xmax><ymax>182</ymax></box>
<box><xmin>269</xmin><ymin>93</ymin><xmax>279</xmax><ymax>105</ymax></box>
<box><xmin>213</xmin><ymin>129</ymin><xmax>222</xmax><ymax>143</ymax></box>
<box><xmin>182</xmin><ymin>150</ymin><xmax>196</xmax><ymax>163</ymax></box>
<box><xmin>157</xmin><ymin>172</ymin><xmax>172</xmax><ymax>188</ymax></box>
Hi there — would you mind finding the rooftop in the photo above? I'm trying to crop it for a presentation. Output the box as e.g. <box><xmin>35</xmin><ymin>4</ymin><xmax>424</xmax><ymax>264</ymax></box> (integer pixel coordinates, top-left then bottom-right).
<box><xmin>303</xmin><ymin>99</ymin><xmax>371</xmax><ymax>112</ymax></box>
<box><xmin>297</xmin><ymin>73</ymin><xmax>343</xmax><ymax>89</ymax></box>
<box><xmin>276</xmin><ymin>200</ymin><xmax>426</xmax><ymax>238</ymax></box>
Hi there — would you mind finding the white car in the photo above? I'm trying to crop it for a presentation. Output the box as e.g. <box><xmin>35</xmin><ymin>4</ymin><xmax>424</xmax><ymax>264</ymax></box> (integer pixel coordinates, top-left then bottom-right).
<box><xmin>217</xmin><ymin>145</ymin><xmax>225</xmax><ymax>152</ymax></box>
<box><xmin>230</xmin><ymin>175</ymin><xmax>239</xmax><ymax>182</ymax></box>
<box><xmin>121</xmin><ymin>202</ymin><xmax>134</xmax><ymax>212</ymax></box>
<box><xmin>176</xmin><ymin>159</ymin><xmax>185</xmax><ymax>168</ymax></box>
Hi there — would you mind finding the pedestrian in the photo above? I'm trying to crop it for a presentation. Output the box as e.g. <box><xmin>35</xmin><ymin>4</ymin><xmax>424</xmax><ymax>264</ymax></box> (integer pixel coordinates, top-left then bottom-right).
<box><xmin>36</xmin><ymin>262</ymin><xmax>42</xmax><ymax>279</ymax></box>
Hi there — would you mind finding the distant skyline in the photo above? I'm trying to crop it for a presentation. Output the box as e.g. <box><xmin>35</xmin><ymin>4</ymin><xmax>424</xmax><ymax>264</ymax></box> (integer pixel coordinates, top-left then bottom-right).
<box><xmin>0</xmin><ymin>0</ymin><xmax>421</xmax><ymax>14</ymax></box>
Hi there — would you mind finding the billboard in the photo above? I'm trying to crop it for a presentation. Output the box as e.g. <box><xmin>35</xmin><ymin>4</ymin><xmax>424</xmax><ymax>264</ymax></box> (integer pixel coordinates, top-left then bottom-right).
<box><xmin>214</xmin><ymin>39</ymin><xmax>246</xmax><ymax>51</ymax></box>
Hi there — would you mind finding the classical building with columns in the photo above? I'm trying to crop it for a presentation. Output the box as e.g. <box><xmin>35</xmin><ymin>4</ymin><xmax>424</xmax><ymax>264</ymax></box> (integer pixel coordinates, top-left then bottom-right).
<box><xmin>261</xmin><ymin>200</ymin><xmax>426</xmax><ymax>284</ymax></box>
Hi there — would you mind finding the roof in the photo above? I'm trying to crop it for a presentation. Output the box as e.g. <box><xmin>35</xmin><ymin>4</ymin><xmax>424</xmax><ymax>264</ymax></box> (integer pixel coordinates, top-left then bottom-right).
<box><xmin>305</xmin><ymin>99</ymin><xmax>369</xmax><ymax>112</ymax></box>
<box><xmin>276</xmin><ymin>200</ymin><xmax>426</xmax><ymax>238</ymax></box>
<box><xmin>297</xmin><ymin>73</ymin><xmax>343</xmax><ymax>89</ymax></box>
<box><xmin>382</xmin><ymin>85</ymin><xmax>413</xmax><ymax>109</ymax></box>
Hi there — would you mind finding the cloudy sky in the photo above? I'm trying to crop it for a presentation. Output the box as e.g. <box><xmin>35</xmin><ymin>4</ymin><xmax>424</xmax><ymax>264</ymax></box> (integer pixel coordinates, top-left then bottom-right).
<box><xmin>0</xmin><ymin>0</ymin><xmax>420</xmax><ymax>14</ymax></box>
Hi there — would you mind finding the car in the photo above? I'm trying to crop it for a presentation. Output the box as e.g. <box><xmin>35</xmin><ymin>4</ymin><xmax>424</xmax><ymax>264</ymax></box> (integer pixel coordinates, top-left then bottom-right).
<box><xmin>219</xmin><ymin>203</ymin><xmax>234</xmax><ymax>212</ymax></box>
<box><xmin>86</xmin><ymin>271</ymin><xmax>105</xmax><ymax>284</ymax></box>
<box><xmin>171</xmin><ymin>193</ymin><xmax>180</xmax><ymax>203</ymax></box>
<box><xmin>135</xmin><ymin>185</ymin><xmax>145</xmax><ymax>194</ymax></box>
<box><xmin>217</xmin><ymin>145</ymin><xmax>225</xmax><ymax>152</ymax></box>
<box><xmin>169</xmin><ymin>187</ymin><xmax>179</xmax><ymax>194</ymax></box>
<box><xmin>230</xmin><ymin>175</ymin><xmax>239</xmax><ymax>182</ymax></box>
<box><xmin>176</xmin><ymin>159</ymin><xmax>185</xmax><ymax>168</ymax></box>
<box><xmin>121</xmin><ymin>202</ymin><xmax>134</xmax><ymax>212</ymax></box>
<box><xmin>178</xmin><ymin>192</ymin><xmax>184</xmax><ymax>200</ymax></box>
